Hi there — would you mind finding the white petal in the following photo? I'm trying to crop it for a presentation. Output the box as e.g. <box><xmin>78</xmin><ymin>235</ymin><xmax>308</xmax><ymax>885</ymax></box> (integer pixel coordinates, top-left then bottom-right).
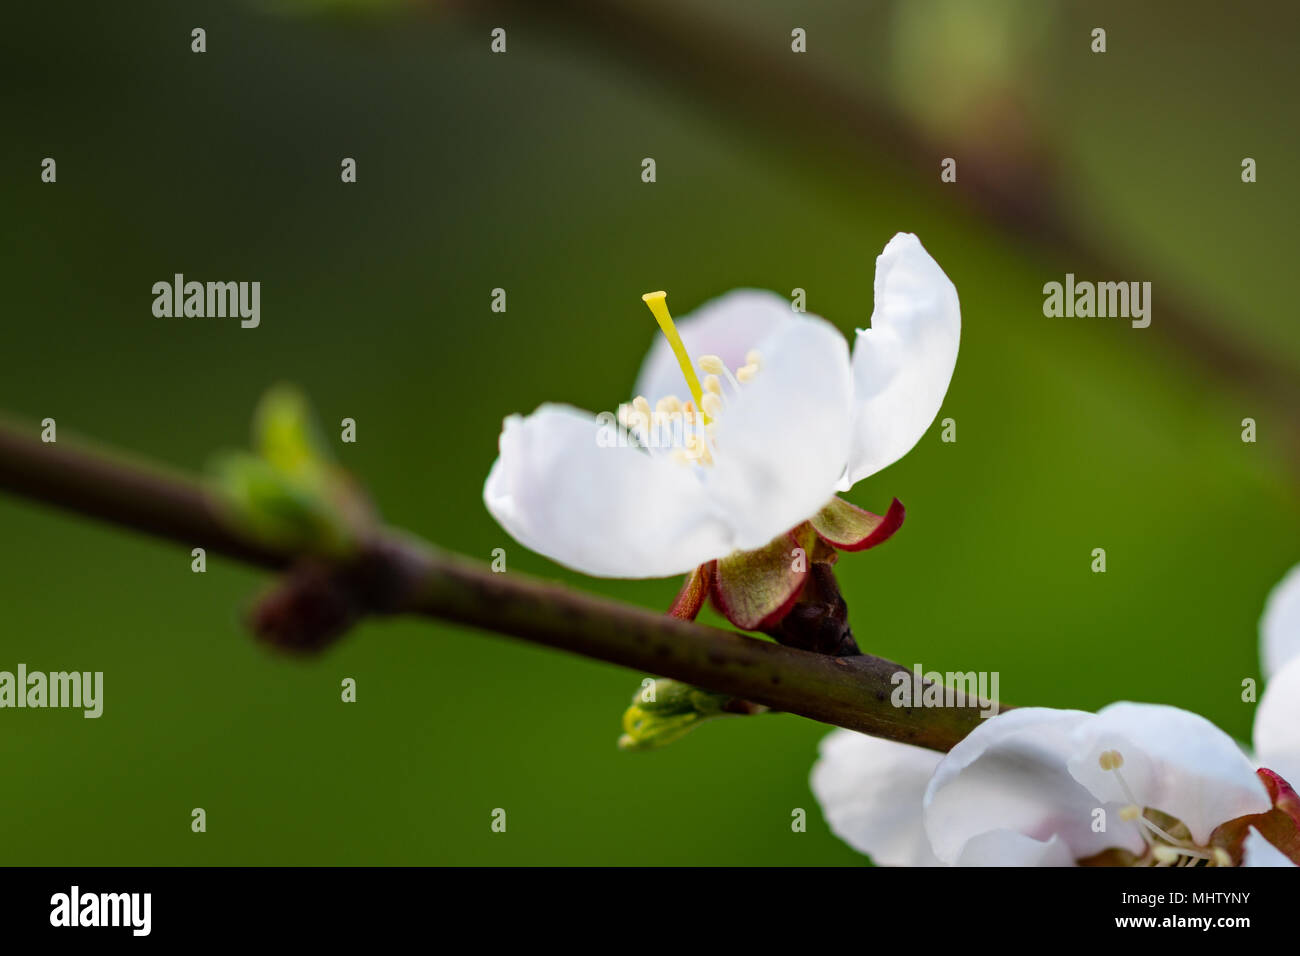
<box><xmin>810</xmin><ymin>729</ymin><xmax>943</xmax><ymax>866</ymax></box>
<box><xmin>633</xmin><ymin>290</ymin><xmax>794</xmax><ymax>405</ymax></box>
<box><xmin>953</xmin><ymin>830</ymin><xmax>1076</xmax><ymax>867</ymax></box>
<box><xmin>1067</xmin><ymin>702</ymin><xmax>1272</xmax><ymax>845</ymax></box>
<box><xmin>843</xmin><ymin>233</ymin><xmax>960</xmax><ymax>488</ymax></box>
<box><xmin>923</xmin><ymin>708</ymin><xmax>1142</xmax><ymax>865</ymax></box>
<box><xmin>703</xmin><ymin>314</ymin><xmax>853</xmax><ymax>551</ymax></box>
<box><xmin>483</xmin><ymin>404</ymin><xmax>734</xmax><ymax>578</ymax></box>
<box><xmin>1254</xmin><ymin>655</ymin><xmax>1300</xmax><ymax>787</ymax></box>
<box><xmin>1241</xmin><ymin>827</ymin><xmax>1296</xmax><ymax>867</ymax></box>
<box><xmin>1261</xmin><ymin>562</ymin><xmax>1300</xmax><ymax>680</ymax></box>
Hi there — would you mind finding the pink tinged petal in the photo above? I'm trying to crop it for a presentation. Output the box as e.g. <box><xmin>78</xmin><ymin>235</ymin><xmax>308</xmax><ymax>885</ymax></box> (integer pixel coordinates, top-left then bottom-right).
<box><xmin>1242</xmin><ymin>827</ymin><xmax>1297</xmax><ymax>867</ymax></box>
<box><xmin>703</xmin><ymin>315</ymin><xmax>854</xmax><ymax>552</ymax></box>
<box><xmin>844</xmin><ymin>233</ymin><xmax>960</xmax><ymax>488</ymax></box>
<box><xmin>710</xmin><ymin>530</ymin><xmax>810</xmax><ymax>631</ymax></box>
<box><xmin>1067</xmin><ymin>702</ymin><xmax>1272</xmax><ymax>846</ymax></box>
<box><xmin>809</xmin><ymin>496</ymin><xmax>905</xmax><ymax>552</ymax></box>
<box><xmin>1261</xmin><ymin>562</ymin><xmax>1300</xmax><ymax>680</ymax></box>
<box><xmin>923</xmin><ymin>708</ymin><xmax>1144</xmax><ymax>866</ymax></box>
<box><xmin>483</xmin><ymin>404</ymin><xmax>734</xmax><ymax>579</ymax></box>
<box><xmin>954</xmin><ymin>830</ymin><xmax>1076</xmax><ymax>867</ymax></box>
<box><xmin>632</xmin><ymin>289</ymin><xmax>794</xmax><ymax>405</ymax></box>
<box><xmin>810</xmin><ymin>729</ymin><xmax>944</xmax><ymax>867</ymax></box>
<box><xmin>1254</xmin><ymin>655</ymin><xmax>1300</xmax><ymax>788</ymax></box>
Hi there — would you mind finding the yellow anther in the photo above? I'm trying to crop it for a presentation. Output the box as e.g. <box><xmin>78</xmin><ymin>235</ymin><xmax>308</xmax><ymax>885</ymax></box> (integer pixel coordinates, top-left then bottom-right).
<box><xmin>698</xmin><ymin>354</ymin><xmax>726</xmax><ymax>375</ymax></box>
<box><xmin>1098</xmin><ymin>750</ymin><xmax>1124</xmax><ymax>771</ymax></box>
<box><xmin>736</xmin><ymin>363</ymin><xmax>758</xmax><ymax>383</ymax></box>
<box><xmin>618</xmin><ymin>403</ymin><xmax>644</xmax><ymax>431</ymax></box>
<box><xmin>633</xmin><ymin>395</ymin><xmax>651</xmax><ymax>416</ymax></box>
<box><xmin>1119</xmin><ymin>805</ymin><xmax>1141</xmax><ymax>822</ymax></box>
<box><xmin>656</xmin><ymin>395</ymin><xmax>682</xmax><ymax>415</ymax></box>
<box><xmin>745</xmin><ymin>350</ymin><xmax>762</xmax><ymax>369</ymax></box>
<box><xmin>701</xmin><ymin>393</ymin><xmax>723</xmax><ymax>418</ymax></box>
<box><xmin>1152</xmin><ymin>846</ymin><xmax>1180</xmax><ymax>864</ymax></box>
<box><xmin>703</xmin><ymin>374</ymin><xmax>722</xmax><ymax>395</ymax></box>
<box><xmin>642</xmin><ymin>292</ymin><xmax>710</xmax><ymax>422</ymax></box>
<box><xmin>1212</xmin><ymin>848</ymin><xmax>1232</xmax><ymax>867</ymax></box>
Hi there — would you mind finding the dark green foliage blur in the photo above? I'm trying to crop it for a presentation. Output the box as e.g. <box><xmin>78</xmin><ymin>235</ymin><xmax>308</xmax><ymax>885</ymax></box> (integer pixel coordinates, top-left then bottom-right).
<box><xmin>1</xmin><ymin>0</ymin><xmax>1296</xmax><ymax>864</ymax></box>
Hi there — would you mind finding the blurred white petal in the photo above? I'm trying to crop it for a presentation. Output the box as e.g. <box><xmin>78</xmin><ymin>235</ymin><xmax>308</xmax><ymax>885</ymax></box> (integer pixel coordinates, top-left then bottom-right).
<box><xmin>1261</xmin><ymin>562</ymin><xmax>1300</xmax><ymax>680</ymax></box>
<box><xmin>810</xmin><ymin>729</ymin><xmax>943</xmax><ymax>866</ymax></box>
<box><xmin>1254</xmin><ymin>655</ymin><xmax>1300</xmax><ymax>787</ymax></box>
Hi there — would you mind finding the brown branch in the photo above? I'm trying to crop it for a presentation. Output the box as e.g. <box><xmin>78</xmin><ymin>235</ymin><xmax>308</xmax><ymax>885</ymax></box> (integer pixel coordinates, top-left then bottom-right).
<box><xmin>0</xmin><ymin>417</ymin><xmax>997</xmax><ymax>752</ymax></box>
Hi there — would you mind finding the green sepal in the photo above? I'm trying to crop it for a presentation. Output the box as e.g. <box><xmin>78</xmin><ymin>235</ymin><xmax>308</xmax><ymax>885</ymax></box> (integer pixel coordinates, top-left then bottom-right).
<box><xmin>618</xmin><ymin>678</ymin><xmax>737</xmax><ymax>752</ymax></box>
<box><xmin>211</xmin><ymin>452</ymin><xmax>354</xmax><ymax>556</ymax></box>
<box><xmin>210</xmin><ymin>385</ymin><xmax>373</xmax><ymax>557</ymax></box>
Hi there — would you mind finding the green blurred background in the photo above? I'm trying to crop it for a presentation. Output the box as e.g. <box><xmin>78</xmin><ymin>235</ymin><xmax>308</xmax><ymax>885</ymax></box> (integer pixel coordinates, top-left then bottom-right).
<box><xmin>1</xmin><ymin>0</ymin><xmax>1297</xmax><ymax>864</ymax></box>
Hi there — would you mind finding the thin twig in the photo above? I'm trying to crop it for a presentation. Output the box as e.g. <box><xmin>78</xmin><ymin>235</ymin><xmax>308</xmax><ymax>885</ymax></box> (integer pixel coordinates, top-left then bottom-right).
<box><xmin>0</xmin><ymin>418</ymin><xmax>996</xmax><ymax>752</ymax></box>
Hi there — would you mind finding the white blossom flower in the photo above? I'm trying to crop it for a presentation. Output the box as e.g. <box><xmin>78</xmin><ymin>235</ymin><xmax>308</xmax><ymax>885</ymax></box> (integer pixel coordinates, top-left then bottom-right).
<box><xmin>812</xmin><ymin>700</ymin><xmax>1299</xmax><ymax>867</ymax></box>
<box><xmin>483</xmin><ymin>234</ymin><xmax>959</xmax><ymax>593</ymax></box>
<box><xmin>1254</xmin><ymin>562</ymin><xmax>1300</xmax><ymax>790</ymax></box>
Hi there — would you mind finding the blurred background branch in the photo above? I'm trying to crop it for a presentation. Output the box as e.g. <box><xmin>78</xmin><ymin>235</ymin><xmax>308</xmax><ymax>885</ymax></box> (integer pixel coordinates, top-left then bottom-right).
<box><xmin>463</xmin><ymin>0</ymin><xmax>1300</xmax><ymax>460</ymax></box>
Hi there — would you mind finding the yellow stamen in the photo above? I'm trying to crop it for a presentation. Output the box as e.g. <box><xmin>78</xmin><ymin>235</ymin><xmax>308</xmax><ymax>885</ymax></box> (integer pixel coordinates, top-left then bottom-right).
<box><xmin>1152</xmin><ymin>846</ymin><xmax>1180</xmax><ymax>865</ymax></box>
<box><xmin>642</xmin><ymin>292</ymin><xmax>710</xmax><ymax>423</ymax></box>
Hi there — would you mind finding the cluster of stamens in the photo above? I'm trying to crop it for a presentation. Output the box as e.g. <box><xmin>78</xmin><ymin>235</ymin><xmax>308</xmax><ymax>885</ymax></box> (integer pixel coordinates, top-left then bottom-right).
<box><xmin>616</xmin><ymin>291</ymin><xmax>762</xmax><ymax>468</ymax></box>
<box><xmin>1098</xmin><ymin>749</ymin><xmax>1233</xmax><ymax>867</ymax></box>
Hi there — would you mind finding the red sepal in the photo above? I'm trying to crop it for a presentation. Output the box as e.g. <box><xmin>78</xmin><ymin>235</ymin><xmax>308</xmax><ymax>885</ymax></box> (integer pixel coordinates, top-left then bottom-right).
<box><xmin>667</xmin><ymin>562</ymin><xmax>713</xmax><ymax>621</ymax></box>
<box><xmin>809</xmin><ymin>497</ymin><xmax>905</xmax><ymax>552</ymax></box>
<box><xmin>710</xmin><ymin>529</ymin><xmax>813</xmax><ymax>631</ymax></box>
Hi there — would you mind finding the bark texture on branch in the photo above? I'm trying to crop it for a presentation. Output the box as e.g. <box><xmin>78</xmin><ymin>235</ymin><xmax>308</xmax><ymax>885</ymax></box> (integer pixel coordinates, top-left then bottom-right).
<box><xmin>0</xmin><ymin>419</ymin><xmax>998</xmax><ymax>752</ymax></box>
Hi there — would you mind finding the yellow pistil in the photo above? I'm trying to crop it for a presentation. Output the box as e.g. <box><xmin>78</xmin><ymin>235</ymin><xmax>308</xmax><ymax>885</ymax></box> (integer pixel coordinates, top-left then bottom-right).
<box><xmin>641</xmin><ymin>291</ymin><xmax>711</xmax><ymax>423</ymax></box>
